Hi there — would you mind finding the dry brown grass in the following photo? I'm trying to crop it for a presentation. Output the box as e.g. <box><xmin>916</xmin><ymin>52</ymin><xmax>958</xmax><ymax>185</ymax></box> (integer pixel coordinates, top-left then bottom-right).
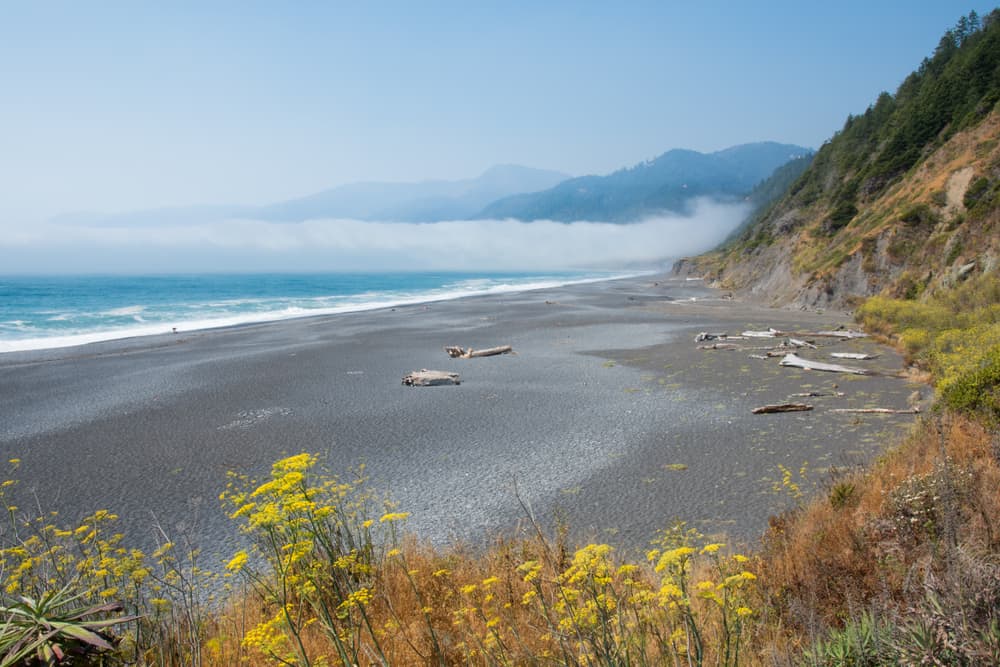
<box><xmin>756</xmin><ymin>412</ymin><xmax>1000</xmax><ymax>653</ymax></box>
<box><xmin>168</xmin><ymin>526</ymin><xmax>765</xmax><ymax>665</ymax></box>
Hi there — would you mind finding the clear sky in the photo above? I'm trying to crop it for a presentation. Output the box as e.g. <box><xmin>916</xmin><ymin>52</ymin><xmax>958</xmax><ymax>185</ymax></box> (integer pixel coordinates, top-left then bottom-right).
<box><xmin>0</xmin><ymin>1</ymin><xmax>993</xmax><ymax>222</ymax></box>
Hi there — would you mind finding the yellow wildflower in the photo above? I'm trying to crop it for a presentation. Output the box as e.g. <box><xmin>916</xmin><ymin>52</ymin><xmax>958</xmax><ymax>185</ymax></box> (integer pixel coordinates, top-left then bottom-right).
<box><xmin>226</xmin><ymin>550</ymin><xmax>249</xmax><ymax>573</ymax></box>
<box><xmin>518</xmin><ymin>560</ymin><xmax>542</xmax><ymax>583</ymax></box>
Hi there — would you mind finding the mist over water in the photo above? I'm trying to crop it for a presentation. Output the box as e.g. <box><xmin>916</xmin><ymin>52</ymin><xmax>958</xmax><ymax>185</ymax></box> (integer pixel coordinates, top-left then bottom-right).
<box><xmin>0</xmin><ymin>198</ymin><xmax>748</xmax><ymax>273</ymax></box>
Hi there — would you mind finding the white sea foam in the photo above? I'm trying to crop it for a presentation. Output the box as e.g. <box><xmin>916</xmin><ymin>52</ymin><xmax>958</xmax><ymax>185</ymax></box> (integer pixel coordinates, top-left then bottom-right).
<box><xmin>0</xmin><ymin>272</ymin><xmax>648</xmax><ymax>354</ymax></box>
<box><xmin>102</xmin><ymin>305</ymin><xmax>145</xmax><ymax>316</ymax></box>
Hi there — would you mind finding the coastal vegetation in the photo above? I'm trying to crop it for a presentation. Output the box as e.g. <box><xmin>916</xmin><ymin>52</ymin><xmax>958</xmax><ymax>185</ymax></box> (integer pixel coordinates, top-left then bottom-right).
<box><xmin>0</xmin><ymin>453</ymin><xmax>766</xmax><ymax>665</ymax></box>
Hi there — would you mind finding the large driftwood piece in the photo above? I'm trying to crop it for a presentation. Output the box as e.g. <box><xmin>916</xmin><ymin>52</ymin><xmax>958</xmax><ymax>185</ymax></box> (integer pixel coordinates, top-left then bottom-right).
<box><xmin>780</xmin><ymin>353</ymin><xmax>868</xmax><ymax>375</ymax></box>
<box><xmin>741</xmin><ymin>328</ymin><xmax>786</xmax><ymax>338</ymax></box>
<box><xmin>830</xmin><ymin>352</ymin><xmax>878</xmax><ymax>360</ymax></box>
<box><xmin>812</xmin><ymin>329</ymin><xmax>868</xmax><ymax>339</ymax></box>
<box><xmin>752</xmin><ymin>403</ymin><xmax>814</xmax><ymax>414</ymax></box>
<box><xmin>402</xmin><ymin>369</ymin><xmax>461</xmax><ymax>386</ymax></box>
<box><xmin>830</xmin><ymin>407</ymin><xmax>921</xmax><ymax>414</ymax></box>
<box><xmin>445</xmin><ymin>345</ymin><xmax>513</xmax><ymax>359</ymax></box>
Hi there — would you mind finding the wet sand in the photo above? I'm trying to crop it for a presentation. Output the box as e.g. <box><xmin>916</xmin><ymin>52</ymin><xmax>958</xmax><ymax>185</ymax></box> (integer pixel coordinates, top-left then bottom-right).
<box><xmin>0</xmin><ymin>275</ymin><xmax>924</xmax><ymax>563</ymax></box>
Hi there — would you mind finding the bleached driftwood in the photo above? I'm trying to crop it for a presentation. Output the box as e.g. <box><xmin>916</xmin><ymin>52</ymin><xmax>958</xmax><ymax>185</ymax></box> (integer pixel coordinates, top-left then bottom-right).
<box><xmin>788</xmin><ymin>338</ymin><xmax>817</xmax><ymax>349</ymax></box>
<box><xmin>445</xmin><ymin>345</ymin><xmax>513</xmax><ymax>359</ymax></box>
<box><xmin>402</xmin><ymin>370</ymin><xmax>461</xmax><ymax>386</ymax></box>
<box><xmin>748</xmin><ymin>354</ymin><xmax>769</xmax><ymax>360</ymax></box>
<box><xmin>698</xmin><ymin>343</ymin><xmax>739</xmax><ymax>350</ymax></box>
<box><xmin>752</xmin><ymin>403</ymin><xmax>814</xmax><ymax>414</ymax></box>
<box><xmin>830</xmin><ymin>352</ymin><xmax>878</xmax><ymax>360</ymax></box>
<box><xmin>694</xmin><ymin>332</ymin><xmax>748</xmax><ymax>343</ymax></box>
<box><xmin>779</xmin><ymin>353</ymin><xmax>868</xmax><ymax>375</ymax></box>
<box><xmin>829</xmin><ymin>407</ymin><xmax>920</xmax><ymax>414</ymax></box>
<box><xmin>812</xmin><ymin>329</ymin><xmax>868</xmax><ymax>339</ymax></box>
<box><xmin>741</xmin><ymin>328</ymin><xmax>785</xmax><ymax>338</ymax></box>
<box><xmin>790</xmin><ymin>391</ymin><xmax>846</xmax><ymax>398</ymax></box>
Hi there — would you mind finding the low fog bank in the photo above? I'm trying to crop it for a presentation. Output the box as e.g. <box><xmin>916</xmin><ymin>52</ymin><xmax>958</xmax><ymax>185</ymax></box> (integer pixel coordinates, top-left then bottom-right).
<box><xmin>0</xmin><ymin>199</ymin><xmax>749</xmax><ymax>274</ymax></box>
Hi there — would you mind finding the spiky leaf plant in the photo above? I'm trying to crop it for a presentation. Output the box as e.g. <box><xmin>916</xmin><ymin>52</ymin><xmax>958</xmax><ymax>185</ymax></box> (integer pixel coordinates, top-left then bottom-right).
<box><xmin>0</xmin><ymin>584</ymin><xmax>136</xmax><ymax>666</ymax></box>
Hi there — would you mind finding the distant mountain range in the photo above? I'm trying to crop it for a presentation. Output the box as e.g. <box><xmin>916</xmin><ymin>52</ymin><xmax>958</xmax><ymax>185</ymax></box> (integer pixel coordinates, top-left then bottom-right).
<box><xmin>479</xmin><ymin>142</ymin><xmax>811</xmax><ymax>222</ymax></box>
<box><xmin>253</xmin><ymin>164</ymin><xmax>570</xmax><ymax>223</ymax></box>
<box><xmin>54</xmin><ymin>165</ymin><xmax>569</xmax><ymax>227</ymax></box>
<box><xmin>54</xmin><ymin>142</ymin><xmax>812</xmax><ymax>227</ymax></box>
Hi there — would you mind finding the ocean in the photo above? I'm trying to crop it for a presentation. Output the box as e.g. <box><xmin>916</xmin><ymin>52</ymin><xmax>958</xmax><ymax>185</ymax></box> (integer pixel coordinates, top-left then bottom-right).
<box><xmin>0</xmin><ymin>271</ymin><xmax>634</xmax><ymax>353</ymax></box>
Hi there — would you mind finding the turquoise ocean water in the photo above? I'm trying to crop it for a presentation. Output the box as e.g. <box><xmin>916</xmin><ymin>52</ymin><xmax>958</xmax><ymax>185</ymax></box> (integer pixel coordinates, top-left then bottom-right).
<box><xmin>0</xmin><ymin>271</ymin><xmax>631</xmax><ymax>353</ymax></box>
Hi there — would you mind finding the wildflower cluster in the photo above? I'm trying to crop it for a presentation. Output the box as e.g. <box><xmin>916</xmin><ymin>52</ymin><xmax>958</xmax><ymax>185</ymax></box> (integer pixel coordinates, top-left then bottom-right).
<box><xmin>0</xmin><ymin>454</ymin><xmax>765</xmax><ymax>666</ymax></box>
<box><xmin>220</xmin><ymin>453</ymin><xmax>388</xmax><ymax>666</ymax></box>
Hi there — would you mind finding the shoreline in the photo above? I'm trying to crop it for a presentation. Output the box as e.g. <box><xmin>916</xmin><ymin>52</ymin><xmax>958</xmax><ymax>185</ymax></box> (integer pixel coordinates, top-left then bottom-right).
<box><xmin>0</xmin><ymin>270</ymin><xmax>651</xmax><ymax>357</ymax></box>
<box><xmin>0</xmin><ymin>274</ymin><xmax>923</xmax><ymax>564</ymax></box>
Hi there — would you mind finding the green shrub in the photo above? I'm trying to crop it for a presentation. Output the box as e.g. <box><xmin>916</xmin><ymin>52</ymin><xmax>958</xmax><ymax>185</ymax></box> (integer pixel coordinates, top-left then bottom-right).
<box><xmin>899</xmin><ymin>203</ymin><xmax>938</xmax><ymax>228</ymax></box>
<box><xmin>826</xmin><ymin>201</ymin><xmax>858</xmax><ymax>233</ymax></box>
<box><xmin>829</xmin><ymin>482</ymin><xmax>857</xmax><ymax>510</ymax></box>
<box><xmin>801</xmin><ymin>611</ymin><xmax>895</xmax><ymax>666</ymax></box>
<box><xmin>940</xmin><ymin>343</ymin><xmax>1000</xmax><ymax>421</ymax></box>
<box><xmin>964</xmin><ymin>176</ymin><xmax>990</xmax><ymax>208</ymax></box>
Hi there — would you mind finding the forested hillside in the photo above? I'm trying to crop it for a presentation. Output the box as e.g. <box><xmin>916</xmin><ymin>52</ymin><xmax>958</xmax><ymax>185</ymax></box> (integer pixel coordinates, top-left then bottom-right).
<box><xmin>689</xmin><ymin>10</ymin><xmax>1000</xmax><ymax>308</ymax></box>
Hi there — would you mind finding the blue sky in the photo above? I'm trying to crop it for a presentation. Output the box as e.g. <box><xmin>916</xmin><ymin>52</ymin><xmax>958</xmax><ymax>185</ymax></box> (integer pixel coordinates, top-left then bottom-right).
<box><xmin>0</xmin><ymin>1</ymin><xmax>993</xmax><ymax>221</ymax></box>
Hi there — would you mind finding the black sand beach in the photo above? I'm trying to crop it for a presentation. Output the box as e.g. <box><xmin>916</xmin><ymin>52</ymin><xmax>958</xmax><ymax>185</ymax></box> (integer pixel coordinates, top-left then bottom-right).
<box><xmin>0</xmin><ymin>275</ymin><xmax>924</xmax><ymax>563</ymax></box>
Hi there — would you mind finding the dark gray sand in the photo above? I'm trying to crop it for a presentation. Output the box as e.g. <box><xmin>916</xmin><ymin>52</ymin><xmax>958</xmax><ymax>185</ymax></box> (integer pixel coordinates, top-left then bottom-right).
<box><xmin>0</xmin><ymin>276</ymin><xmax>924</xmax><ymax>563</ymax></box>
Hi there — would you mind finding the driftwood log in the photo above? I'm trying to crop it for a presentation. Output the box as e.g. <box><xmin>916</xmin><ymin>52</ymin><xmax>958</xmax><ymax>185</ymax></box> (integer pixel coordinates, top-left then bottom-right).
<box><xmin>752</xmin><ymin>403</ymin><xmax>814</xmax><ymax>414</ymax></box>
<box><xmin>830</xmin><ymin>352</ymin><xmax>878</xmax><ymax>360</ymax></box>
<box><xmin>402</xmin><ymin>370</ymin><xmax>461</xmax><ymax>386</ymax></box>
<box><xmin>698</xmin><ymin>343</ymin><xmax>739</xmax><ymax>350</ymax></box>
<box><xmin>812</xmin><ymin>329</ymin><xmax>868</xmax><ymax>339</ymax></box>
<box><xmin>741</xmin><ymin>328</ymin><xmax>786</xmax><ymax>338</ymax></box>
<box><xmin>695</xmin><ymin>332</ymin><xmax>746</xmax><ymax>342</ymax></box>
<box><xmin>790</xmin><ymin>391</ymin><xmax>846</xmax><ymax>398</ymax></box>
<box><xmin>780</xmin><ymin>353</ymin><xmax>868</xmax><ymax>375</ymax></box>
<box><xmin>445</xmin><ymin>345</ymin><xmax>513</xmax><ymax>359</ymax></box>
